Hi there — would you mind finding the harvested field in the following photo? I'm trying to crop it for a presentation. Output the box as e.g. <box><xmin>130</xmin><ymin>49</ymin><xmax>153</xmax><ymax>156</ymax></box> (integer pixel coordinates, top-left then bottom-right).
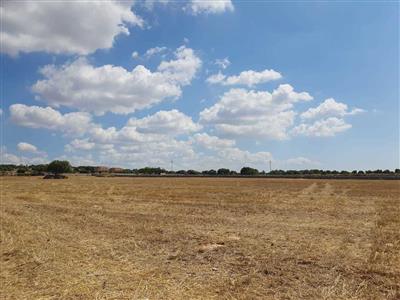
<box><xmin>1</xmin><ymin>176</ymin><xmax>399</xmax><ymax>299</ymax></box>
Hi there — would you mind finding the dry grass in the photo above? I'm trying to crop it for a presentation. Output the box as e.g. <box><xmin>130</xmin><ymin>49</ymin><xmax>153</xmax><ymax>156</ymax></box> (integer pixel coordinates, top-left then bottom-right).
<box><xmin>1</xmin><ymin>176</ymin><xmax>399</xmax><ymax>299</ymax></box>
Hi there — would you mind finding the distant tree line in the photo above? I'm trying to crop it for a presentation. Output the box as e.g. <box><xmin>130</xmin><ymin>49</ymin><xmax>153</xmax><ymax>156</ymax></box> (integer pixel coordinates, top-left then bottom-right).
<box><xmin>1</xmin><ymin>161</ymin><xmax>72</xmax><ymax>176</ymax></box>
<box><xmin>1</xmin><ymin>161</ymin><xmax>399</xmax><ymax>177</ymax></box>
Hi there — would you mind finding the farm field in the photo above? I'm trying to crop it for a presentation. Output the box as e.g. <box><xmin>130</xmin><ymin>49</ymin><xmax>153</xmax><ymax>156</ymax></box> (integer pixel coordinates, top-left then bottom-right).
<box><xmin>1</xmin><ymin>176</ymin><xmax>399</xmax><ymax>299</ymax></box>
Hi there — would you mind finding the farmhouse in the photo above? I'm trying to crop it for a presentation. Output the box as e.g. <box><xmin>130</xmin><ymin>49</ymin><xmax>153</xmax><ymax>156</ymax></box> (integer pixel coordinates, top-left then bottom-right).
<box><xmin>95</xmin><ymin>166</ymin><xmax>109</xmax><ymax>173</ymax></box>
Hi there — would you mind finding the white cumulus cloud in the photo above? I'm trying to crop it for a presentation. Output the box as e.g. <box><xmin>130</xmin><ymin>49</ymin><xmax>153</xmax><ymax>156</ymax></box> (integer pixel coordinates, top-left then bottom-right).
<box><xmin>301</xmin><ymin>98</ymin><xmax>364</xmax><ymax>120</ymax></box>
<box><xmin>17</xmin><ymin>142</ymin><xmax>38</xmax><ymax>153</ymax></box>
<box><xmin>285</xmin><ymin>157</ymin><xmax>319</xmax><ymax>166</ymax></box>
<box><xmin>1</xmin><ymin>146</ymin><xmax>47</xmax><ymax>165</ymax></box>
<box><xmin>215</xmin><ymin>57</ymin><xmax>231</xmax><ymax>69</ymax></box>
<box><xmin>32</xmin><ymin>46</ymin><xmax>201</xmax><ymax>115</ymax></box>
<box><xmin>157</xmin><ymin>46</ymin><xmax>202</xmax><ymax>85</ymax></box>
<box><xmin>207</xmin><ymin>69</ymin><xmax>282</xmax><ymax>87</ymax></box>
<box><xmin>206</xmin><ymin>72</ymin><xmax>227</xmax><ymax>84</ymax></box>
<box><xmin>66</xmin><ymin>139</ymin><xmax>96</xmax><ymax>151</ymax></box>
<box><xmin>128</xmin><ymin>109</ymin><xmax>201</xmax><ymax>136</ymax></box>
<box><xmin>9</xmin><ymin>104</ymin><xmax>94</xmax><ymax>136</ymax></box>
<box><xmin>144</xmin><ymin>46</ymin><xmax>168</xmax><ymax>58</ymax></box>
<box><xmin>189</xmin><ymin>0</ymin><xmax>234</xmax><ymax>15</ymax></box>
<box><xmin>193</xmin><ymin>133</ymin><xmax>236</xmax><ymax>150</ymax></box>
<box><xmin>131</xmin><ymin>51</ymin><xmax>139</xmax><ymax>59</ymax></box>
<box><xmin>1</xmin><ymin>1</ymin><xmax>143</xmax><ymax>56</ymax></box>
<box><xmin>200</xmin><ymin>84</ymin><xmax>313</xmax><ymax>139</ymax></box>
<box><xmin>291</xmin><ymin>117</ymin><xmax>352</xmax><ymax>137</ymax></box>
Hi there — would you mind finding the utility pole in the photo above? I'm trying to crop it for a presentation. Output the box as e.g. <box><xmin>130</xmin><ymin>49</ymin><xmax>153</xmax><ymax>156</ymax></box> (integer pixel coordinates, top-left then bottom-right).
<box><xmin>269</xmin><ymin>160</ymin><xmax>272</xmax><ymax>173</ymax></box>
<box><xmin>170</xmin><ymin>160</ymin><xmax>174</xmax><ymax>172</ymax></box>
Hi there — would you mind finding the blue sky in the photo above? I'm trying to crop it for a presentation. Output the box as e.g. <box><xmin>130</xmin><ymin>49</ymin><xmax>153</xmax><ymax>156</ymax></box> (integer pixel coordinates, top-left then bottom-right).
<box><xmin>1</xmin><ymin>1</ymin><xmax>398</xmax><ymax>171</ymax></box>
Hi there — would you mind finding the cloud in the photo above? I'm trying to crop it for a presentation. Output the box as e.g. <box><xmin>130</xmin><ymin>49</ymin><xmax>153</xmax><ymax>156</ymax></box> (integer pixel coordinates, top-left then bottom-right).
<box><xmin>206</xmin><ymin>72</ymin><xmax>227</xmax><ymax>84</ymax></box>
<box><xmin>137</xmin><ymin>0</ymin><xmax>233</xmax><ymax>16</ymax></box>
<box><xmin>193</xmin><ymin>133</ymin><xmax>235</xmax><ymax>150</ymax></box>
<box><xmin>1</xmin><ymin>1</ymin><xmax>143</xmax><ymax>56</ymax></box>
<box><xmin>1</xmin><ymin>147</ymin><xmax>22</xmax><ymax>164</ymax></box>
<box><xmin>285</xmin><ymin>157</ymin><xmax>319</xmax><ymax>166</ymax></box>
<box><xmin>1</xmin><ymin>146</ymin><xmax>48</xmax><ymax>165</ymax></box>
<box><xmin>66</xmin><ymin>139</ymin><xmax>96</xmax><ymax>151</ymax></box>
<box><xmin>32</xmin><ymin>46</ymin><xmax>201</xmax><ymax>115</ymax></box>
<box><xmin>188</xmin><ymin>0</ymin><xmax>234</xmax><ymax>15</ymax></box>
<box><xmin>217</xmin><ymin>147</ymin><xmax>272</xmax><ymax>167</ymax></box>
<box><xmin>291</xmin><ymin>117</ymin><xmax>352</xmax><ymax>137</ymax></box>
<box><xmin>292</xmin><ymin>98</ymin><xmax>363</xmax><ymax>137</ymax></box>
<box><xmin>144</xmin><ymin>46</ymin><xmax>167</xmax><ymax>58</ymax></box>
<box><xmin>127</xmin><ymin>109</ymin><xmax>201</xmax><ymax>135</ymax></box>
<box><xmin>301</xmin><ymin>98</ymin><xmax>365</xmax><ymax>120</ymax></box>
<box><xmin>56</xmin><ymin>154</ymin><xmax>96</xmax><ymax>167</ymax></box>
<box><xmin>215</xmin><ymin>57</ymin><xmax>231</xmax><ymax>69</ymax></box>
<box><xmin>77</xmin><ymin>110</ymin><xmax>199</xmax><ymax>150</ymax></box>
<box><xmin>139</xmin><ymin>0</ymin><xmax>171</xmax><ymax>10</ymax></box>
<box><xmin>50</xmin><ymin>109</ymin><xmax>274</xmax><ymax>170</ymax></box>
<box><xmin>85</xmin><ymin>130</ymin><xmax>197</xmax><ymax>169</ymax></box>
<box><xmin>131</xmin><ymin>51</ymin><xmax>139</xmax><ymax>59</ymax></box>
<box><xmin>207</xmin><ymin>69</ymin><xmax>282</xmax><ymax>87</ymax></box>
<box><xmin>200</xmin><ymin>84</ymin><xmax>313</xmax><ymax>139</ymax></box>
<box><xmin>17</xmin><ymin>142</ymin><xmax>38</xmax><ymax>153</ymax></box>
<box><xmin>193</xmin><ymin>134</ymin><xmax>273</xmax><ymax>169</ymax></box>
<box><xmin>9</xmin><ymin>104</ymin><xmax>94</xmax><ymax>136</ymax></box>
<box><xmin>157</xmin><ymin>46</ymin><xmax>202</xmax><ymax>85</ymax></box>
<box><xmin>285</xmin><ymin>157</ymin><xmax>313</xmax><ymax>165</ymax></box>
<box><xmin>63</xmin><ymin>131</ymin><xmax>273</xmax><ymax>171</ymax></box>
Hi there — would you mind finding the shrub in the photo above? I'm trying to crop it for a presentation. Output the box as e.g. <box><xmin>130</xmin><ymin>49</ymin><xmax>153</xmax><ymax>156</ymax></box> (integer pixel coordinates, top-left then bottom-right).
<box><xmin>43</xmin><ymin>174</ymin><xmax>68</xmax><ymax>179</ymax></box>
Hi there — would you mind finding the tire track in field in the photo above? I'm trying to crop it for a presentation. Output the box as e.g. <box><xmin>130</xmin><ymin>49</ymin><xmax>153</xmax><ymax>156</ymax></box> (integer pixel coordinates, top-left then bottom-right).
<box><xmin>367</xmin><ymin>197</ymin><xmax>400</xmax><ymax>275</ymax></box>
<box><xmin>320</xmin><ymin>183</ymin><xmax>335</xmax><ymax>197</ymax></box>
<box><xmin>106</xmin><ymin>185</ymin><xmax>118</xmax><ymax>202</ymax></box>
<box><xmin>299</xmin><ymin>182</ymin><xmax>318</xmax><ymax>198</ymax></box>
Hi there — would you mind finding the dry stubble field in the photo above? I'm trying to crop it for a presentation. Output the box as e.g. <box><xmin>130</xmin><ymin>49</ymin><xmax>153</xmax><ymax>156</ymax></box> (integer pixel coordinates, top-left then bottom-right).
<box><xmin>0</xmin><ymin>176</ymin><xmax>399</xmax><ymax>299</ymax></box>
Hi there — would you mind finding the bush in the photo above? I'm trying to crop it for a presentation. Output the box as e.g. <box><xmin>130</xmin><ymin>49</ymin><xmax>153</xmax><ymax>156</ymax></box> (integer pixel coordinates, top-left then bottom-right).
<box><xmin>43</xmin><ymin>174</ymin><xmax>68</xmax><ymax>179</ymax></box>
<box><xmin>17</xmin><ymin>168</ymin><xmax>27</xmax><ymax>174</ymax></box>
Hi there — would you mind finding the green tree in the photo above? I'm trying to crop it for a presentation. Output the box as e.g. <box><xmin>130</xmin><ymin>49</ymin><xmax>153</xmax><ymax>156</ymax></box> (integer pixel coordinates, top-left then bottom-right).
<box><xmin>47</xmin><ymin>160</ymin><xmax>72</xmax><ymax>175</ymax></box>
<box><xmin>217</xmin><ymin>168</ymin><xmax>230</xmax><ymax>175</ymax></box>
<box><xmin>202</xmin><ymin>169</ymin><xmax>217</xmax><ymax>175</ymax></box>
<box><xmin>240</xmin><ymin>167</ymin><xmax>259</xmax><ymax>176</ymax></box>
<box><xmin>187</xmin><ymin>169</ymin><xmax>200</xmax><ymax>175</ymax></box>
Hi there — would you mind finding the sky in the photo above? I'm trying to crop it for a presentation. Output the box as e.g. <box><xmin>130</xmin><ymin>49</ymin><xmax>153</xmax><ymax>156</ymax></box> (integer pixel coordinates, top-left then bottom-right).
<box><xmin>1</xmin><ymin>0</ymin><xmax>399</xmax><ymax>171</ymax></box>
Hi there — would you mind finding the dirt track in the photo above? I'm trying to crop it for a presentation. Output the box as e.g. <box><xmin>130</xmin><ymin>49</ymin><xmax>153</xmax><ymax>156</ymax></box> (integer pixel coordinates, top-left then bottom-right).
<box><xmin>1</xmin><ymin>176</ymin><xmax>399</xmax><ymax>299</ymax></box>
